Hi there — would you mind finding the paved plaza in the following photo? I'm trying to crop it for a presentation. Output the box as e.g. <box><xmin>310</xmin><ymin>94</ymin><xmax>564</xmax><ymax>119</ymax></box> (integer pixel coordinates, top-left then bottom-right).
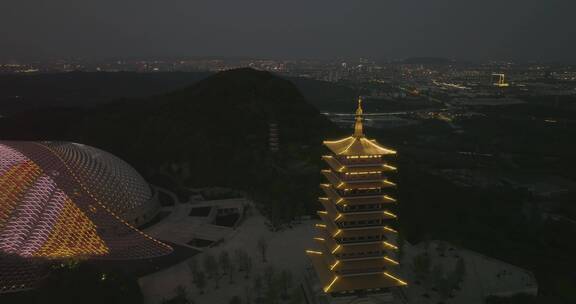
<box><xmin>139</xmin><ymin>205</ymin><xmax>317</xmax><ymax>304</ymax></box>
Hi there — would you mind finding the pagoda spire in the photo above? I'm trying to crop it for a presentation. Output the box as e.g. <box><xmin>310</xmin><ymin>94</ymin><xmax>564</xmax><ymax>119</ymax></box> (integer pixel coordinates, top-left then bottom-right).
<box><xmin>353</xmin><ymin>96</ymin><xmax>364</xmax><ymax>137</ymax></box>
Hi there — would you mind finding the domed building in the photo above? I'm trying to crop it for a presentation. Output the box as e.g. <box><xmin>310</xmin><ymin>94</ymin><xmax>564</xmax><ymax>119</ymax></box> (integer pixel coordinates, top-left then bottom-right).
<box><xmin>43</xmin><ymin>142</ymin><xmax>161</xmax><ymax>227</ymax></box>
<box><xmin>0</xmin><ymin>141</ymin><xmax>172</xmax><ymax>294</ymax></box>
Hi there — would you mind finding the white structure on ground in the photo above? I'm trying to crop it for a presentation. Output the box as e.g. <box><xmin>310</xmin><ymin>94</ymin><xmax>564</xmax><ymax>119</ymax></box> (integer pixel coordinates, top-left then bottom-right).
<box><xmin>398</xmin><ymin>241</ymin><xmax>537</xmax><ymax>304</ymax></box>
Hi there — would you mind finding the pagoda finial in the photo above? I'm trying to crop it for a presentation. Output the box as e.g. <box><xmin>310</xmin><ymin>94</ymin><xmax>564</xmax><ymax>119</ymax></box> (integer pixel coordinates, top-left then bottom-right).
<box><xmin>353</xmin><ymin>96</ymin><xmax>364</xmax><ymax>137</ymax></box>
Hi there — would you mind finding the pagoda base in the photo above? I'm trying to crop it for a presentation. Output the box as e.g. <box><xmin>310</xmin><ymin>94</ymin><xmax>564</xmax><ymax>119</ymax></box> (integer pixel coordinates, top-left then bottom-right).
<box><xmin>303</xmin><ymin>257</ymin><xmax>400</xmax><ymax>304</ymax></box>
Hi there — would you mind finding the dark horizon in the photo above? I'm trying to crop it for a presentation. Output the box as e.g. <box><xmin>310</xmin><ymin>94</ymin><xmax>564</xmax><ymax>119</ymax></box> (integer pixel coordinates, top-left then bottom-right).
<box><xmin>2</xmin><ymin>0</ymin><xmax>576</xmax><ymax>63</ymax></box>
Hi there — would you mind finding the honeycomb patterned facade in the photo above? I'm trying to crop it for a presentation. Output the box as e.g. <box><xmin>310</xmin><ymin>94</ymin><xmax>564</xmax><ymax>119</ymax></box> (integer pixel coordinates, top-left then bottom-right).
<box><xmin>0</xmin><ymin>141</ymin><xmax>172</xmax><ymax>294</ymax></box>
<box><xmin>47</xmin><ymin>142</ymin><xmax>160</xmax><ymax>226</ymax></box>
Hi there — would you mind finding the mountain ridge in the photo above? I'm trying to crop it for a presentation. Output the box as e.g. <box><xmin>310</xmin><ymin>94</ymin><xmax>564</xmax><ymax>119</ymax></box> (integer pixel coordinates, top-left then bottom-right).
<box><xmin>0</xmin><ymin>68</ymin><xmax>339</xmax><ymax>224</ymax></box>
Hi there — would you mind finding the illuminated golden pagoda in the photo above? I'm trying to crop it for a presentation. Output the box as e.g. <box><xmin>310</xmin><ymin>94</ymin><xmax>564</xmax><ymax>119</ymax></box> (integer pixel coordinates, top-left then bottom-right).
<box><xmin>307</xmin><ymin>97</ymin><xmax>406</xmax><ymax>301</ymax></box>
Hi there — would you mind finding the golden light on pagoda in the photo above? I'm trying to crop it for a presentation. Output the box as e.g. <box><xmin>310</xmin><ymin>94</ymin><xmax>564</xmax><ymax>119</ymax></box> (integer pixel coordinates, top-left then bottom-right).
<box><xmin>306</xmin><ymin>97</ymin><xmax>407</xmax><ymax>298</ymax></box>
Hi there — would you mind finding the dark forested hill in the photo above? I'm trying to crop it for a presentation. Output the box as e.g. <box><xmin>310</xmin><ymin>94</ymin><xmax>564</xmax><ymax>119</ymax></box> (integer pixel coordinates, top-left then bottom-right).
<box><xmin>0</xmin><ymin>68</ymin><xmax>340</xmax><ymax>224</ymax></box>
<box><xmin>0</xmin><ymin>71</ymin><xmax>358</xmax><ymax>116</ymax></box>
<box><xmin>0</xmin><ymin>71</ymin><xmax>211</xmax><ymax>115</ymax></box>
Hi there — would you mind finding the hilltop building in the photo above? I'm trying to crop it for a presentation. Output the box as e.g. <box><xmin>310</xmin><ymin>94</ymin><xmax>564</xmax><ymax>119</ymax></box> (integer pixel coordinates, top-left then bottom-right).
<box><xmin>306</xmin><ymin>98</ymin><xmax>406</xmax><ymax>303</ymax></box>
<box><xmin>269</xmin><ymin>122</ymin><xmax>279</xmax><ymax>153</ymax></box>
<box><xmin>492</xmin><ymin>73</ymin><xmax>510</xmax><ymax>87</ymax></box>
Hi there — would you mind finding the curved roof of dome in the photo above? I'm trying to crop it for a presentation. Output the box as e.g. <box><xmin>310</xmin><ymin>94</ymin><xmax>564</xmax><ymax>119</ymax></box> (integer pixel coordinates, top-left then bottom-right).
<box><xmin>0</xmin><ymin>141</ymin><xmax>172</xmax><ymax>293</ymax></box>
<box><xmin>46</xmin><ymin>142</ymin><xmax>155</xmax><ymax>220</ymax></box>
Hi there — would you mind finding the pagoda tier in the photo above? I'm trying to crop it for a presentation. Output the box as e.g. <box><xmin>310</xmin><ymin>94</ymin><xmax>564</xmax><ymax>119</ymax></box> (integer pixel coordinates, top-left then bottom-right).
<box><xmin>320</xmin><ymin>184</ymin><xmax>397</xmax><ymax>206</ymax></box>
<box><xmin>315</xmin><ymin>213</ymin><xmax>397</xmax><ymax>240</ymax></box>
<box><xmin>307</xmin><ymin>97</ymin><xmax>407</xmax><ymax>297</ymax></box>
<box><xmin>322</xmin><ymin>155</ymin><xmax>397</xmax><ymax>174</ymax></box>
<box><xmin>321</xmin><ymin>170</ymin><xmax>396</xmax><ymax>190</ymax></box>
<box><xmin>317</xmin><ymin>203</ymin><xmax>397</xmax><ymax>223</ymax></box>
<box><xmin>315</xmin><ymin>232</ymin><xmax>398</xmax><ymax>252</ymax></box>
<box><xmin>314</xmin><ymin>235</ymin><xmax>398</xmax><ymax>259</ymax></box>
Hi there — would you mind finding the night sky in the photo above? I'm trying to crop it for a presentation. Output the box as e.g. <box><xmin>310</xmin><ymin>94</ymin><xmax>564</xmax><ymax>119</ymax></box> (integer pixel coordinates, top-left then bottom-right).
<box><xmin>2</xmin><ymin>0</ymin><xmax>575</xmax><ymax>61</ymax></box>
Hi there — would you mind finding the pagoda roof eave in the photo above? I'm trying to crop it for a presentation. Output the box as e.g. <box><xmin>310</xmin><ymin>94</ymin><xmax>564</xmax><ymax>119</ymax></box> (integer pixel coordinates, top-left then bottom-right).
<box><xmin>323</xmin><ymin>136</ymin><xmax>397</xmax><ymax>156</ymax></box>
<box><xmin>321</xmin><ymin>171</ymin><xmax>396</xmax><ymax>190</ymax></box>
<box><xmin>322</xmin><ymin>155</ymin><xmax>397</xmax><ymax>173</ymax></box>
